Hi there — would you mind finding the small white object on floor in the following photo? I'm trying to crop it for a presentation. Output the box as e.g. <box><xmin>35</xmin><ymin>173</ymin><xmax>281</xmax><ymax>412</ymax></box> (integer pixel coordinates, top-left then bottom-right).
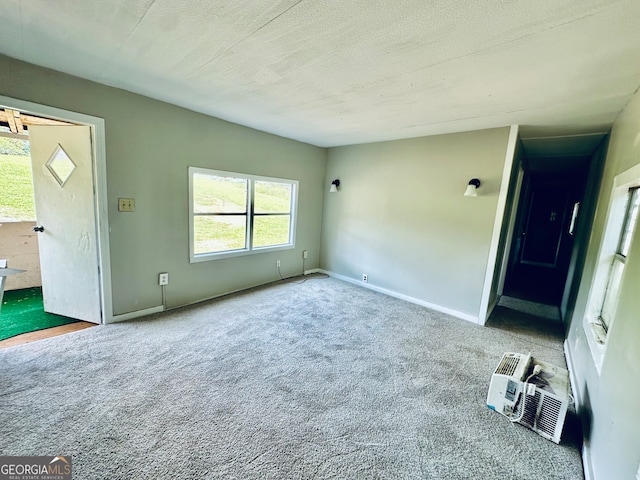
<box><xmin>0</xmin><ymin>259</ymin><xmax>26</xmax><ymax>313</ymax></box>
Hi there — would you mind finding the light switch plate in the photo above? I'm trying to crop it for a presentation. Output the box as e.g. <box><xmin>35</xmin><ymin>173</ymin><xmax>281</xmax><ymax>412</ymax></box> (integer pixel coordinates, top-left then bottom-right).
<box><xmin>118</xmin><ymin>198</ymin><xmax>135</xmax><ymax>212</ymax></box>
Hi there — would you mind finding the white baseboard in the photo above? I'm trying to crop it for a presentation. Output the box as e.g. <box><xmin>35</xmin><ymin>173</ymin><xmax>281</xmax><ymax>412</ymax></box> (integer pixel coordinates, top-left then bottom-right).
<box><xmin>564</xmin><ymin>340</ymin><xmax>593</xmax><ymax>480</ymax></box>
<box><xmin>109</xmin><ymin>270</ymin><xmax>325</xmax><ymax>323</ymax></box>
<box><xmin>106</xmin><ymin>269</ymin><xmax>478</xmax><ymax>327</ymax></box>
<box><xmin>564</xmin><ymin>340</ymin><xmax>581</xmax><ymax>408</ymax></box>
<box><xmin>319</xmin><ymin>270</ymin><xmax>479</xmax><ymax>324</ymax></box>
<box><xmin>108</xmin><ymin>305</ymin><xmax>164</xmax><ymax>324</ymax></box>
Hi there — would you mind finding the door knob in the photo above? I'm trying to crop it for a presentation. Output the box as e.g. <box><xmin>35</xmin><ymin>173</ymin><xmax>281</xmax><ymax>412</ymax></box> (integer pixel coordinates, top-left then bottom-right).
<box><xmin>33</xmin><ymin>225</ymin><xmax>44</xmax><ymax>232</ymax></box>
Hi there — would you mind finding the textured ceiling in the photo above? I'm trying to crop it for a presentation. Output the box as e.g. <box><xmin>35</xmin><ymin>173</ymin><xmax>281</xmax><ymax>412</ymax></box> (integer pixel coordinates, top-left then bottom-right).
<box><xmin>1</xmin><ymin>0</ymin><xmax>640</xmax><ymax>148</ymax></box>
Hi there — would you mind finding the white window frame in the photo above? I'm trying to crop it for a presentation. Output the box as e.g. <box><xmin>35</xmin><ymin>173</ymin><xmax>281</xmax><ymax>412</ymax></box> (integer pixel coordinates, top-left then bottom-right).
<box><xmin>583</xmin><ymin>163</ymin><xmax>640</xmax><ymax>372</ymax></box>
<box><xmin>189</xmin><ymin>167</ymin><xmax>298</xmax><ymax>263</ymax></box>
<box><xmin>599</xmin><ymin>187</ymin><xmax>638</xmax><ymax>327</ymax></box>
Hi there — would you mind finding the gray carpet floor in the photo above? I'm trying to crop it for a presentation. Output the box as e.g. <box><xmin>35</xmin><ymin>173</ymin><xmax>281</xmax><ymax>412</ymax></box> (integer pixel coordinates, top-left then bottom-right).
<box><xmin>0</xmin><ymin>276</ymin><xmax>583</xmax><ymax>479</ymax></box>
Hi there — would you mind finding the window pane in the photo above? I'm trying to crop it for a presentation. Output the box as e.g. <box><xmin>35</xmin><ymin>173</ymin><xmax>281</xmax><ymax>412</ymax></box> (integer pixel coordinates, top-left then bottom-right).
<box><xmin>0</xmin><ymin>152</ymin><xmax>36</xmax><ymax>221</ymax></box>
<box><xmin>254</xmin><ymin>181</ymin><xmax>292</xmax><ymax>214</ymax></box>
<box><xmin>619</xmin><ymin>188</ymin><xmax>639</xmax><ymax>257</ymax></box>
<box><xmin>193</xmin><ymin>174</ymin><xmax>247</xmax><ymax>214</ymax></box>
<box><xmin>601</xmin><ymin>257</ymin><xmax>625</xmax><ymax>327</ymax></box>
<box><xmin>194</xmin><ymin>215</ymin><xmax>246</xmax><ymax>254</ymax></box>
<box><xmin>253</xmin><ymin>215</ymin><xmax>291</xmax><ymax>247</ymax></box>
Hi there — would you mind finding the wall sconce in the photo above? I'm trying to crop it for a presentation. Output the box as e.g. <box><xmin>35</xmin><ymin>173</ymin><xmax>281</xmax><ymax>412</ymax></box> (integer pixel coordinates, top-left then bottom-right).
<box><xmin>464</xmin><ymin>179</ymin><xmax>481</xmax><ymax>197</ymax></box>
<box><xmin>329</xmin><ymin>179</ymin><xmax>340</xmax><ymax>193</ymax></box>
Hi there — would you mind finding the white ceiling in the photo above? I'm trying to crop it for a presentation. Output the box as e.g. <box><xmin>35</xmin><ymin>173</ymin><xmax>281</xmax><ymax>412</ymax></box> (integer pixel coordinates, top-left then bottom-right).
<box><xmin>1</xmin><ymin>0</ymin><xmax>640</xmax><ymax>148</ymax></box>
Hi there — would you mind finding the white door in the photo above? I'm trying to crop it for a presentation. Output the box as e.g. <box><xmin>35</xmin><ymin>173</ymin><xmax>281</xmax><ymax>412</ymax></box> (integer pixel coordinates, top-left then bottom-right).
<box><xmin>29</xmin><ymin>125</ymin><xmax>102</xmax><ymax>324</ymax></box>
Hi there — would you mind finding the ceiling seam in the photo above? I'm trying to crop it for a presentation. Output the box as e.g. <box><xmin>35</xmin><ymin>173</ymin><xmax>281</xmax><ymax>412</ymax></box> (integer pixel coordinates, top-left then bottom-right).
<box><xmin>615</xmin><ymin>82</ymin><xmax>640</xmax><ymax>115</ymax></box>
<box><xmin>342</xmin><ymin>11</ymin><xmax>607</xmax><ymax>92</ymax></box>
<box><xmin>98</xmin><ymin>0</ymin><xmax>158</xmax><ymax>78</ymax></box>
<box><xmin>187</xmin><ymin>0</ymin><xmax>305</xmax><ymax>78</ymax></box>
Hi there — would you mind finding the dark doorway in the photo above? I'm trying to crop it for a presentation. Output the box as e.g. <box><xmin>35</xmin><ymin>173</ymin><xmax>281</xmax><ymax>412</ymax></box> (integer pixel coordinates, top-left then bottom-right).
<box><xmin>504</xmin><ymin>158</ymin><xmax>589</xmax><ymax>306</ymax></box>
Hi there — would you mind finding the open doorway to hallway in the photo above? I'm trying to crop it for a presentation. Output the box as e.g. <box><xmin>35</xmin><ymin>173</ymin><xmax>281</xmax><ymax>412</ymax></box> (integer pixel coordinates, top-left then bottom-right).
<box><xmin>498</xmin><ymin>133</ymin><xmax>608</xmax><ymax>326</ymax></box>
<box><xmin>503</xmin><ymin>159</ymin><xmax>589</xmax><ymax>306</ymax></box>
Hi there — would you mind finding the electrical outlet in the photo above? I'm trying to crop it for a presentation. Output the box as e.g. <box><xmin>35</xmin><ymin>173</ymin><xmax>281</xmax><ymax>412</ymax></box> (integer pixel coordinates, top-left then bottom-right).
<box><xmin>302</xmin><ymin>250</ymin><xmax>308</xmax><ymax>259</ymax></box>
<box><xmin>276</xmin><ymin>260</ymin><xmax>281</xmax><ymax>268</ymax></box>
<box><xmin>362</xmin><ymin>274</ymin><xmax>368</xmax><ymax>283</ymax></box>
<box><xmin>118</xmin><ymin>198</ymin><xmax>135</xmax><ymax>212</ymax></box>
<box><xmin>159</xmin><ymin>272</ymin><xmax>169</xmax><ymax>285</ymax></box>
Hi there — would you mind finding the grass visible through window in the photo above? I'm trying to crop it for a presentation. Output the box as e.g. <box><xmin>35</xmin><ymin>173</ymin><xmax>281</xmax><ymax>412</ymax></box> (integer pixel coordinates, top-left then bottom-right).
<box><xmin>0</xmin><ymin>153</ymin><xmax>36</xmax><ymax>222</ymax></box>
<box><xmin>190</xmin><ymin>169</ymin><xmax>296</xmax><ymax>257</ymax></box>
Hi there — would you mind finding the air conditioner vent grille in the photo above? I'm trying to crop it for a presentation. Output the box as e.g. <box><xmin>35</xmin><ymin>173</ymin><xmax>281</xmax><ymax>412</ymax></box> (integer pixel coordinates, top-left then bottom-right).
<box><xmin>519</xmin><ymin>391</ymin><xmax>541</xmax><ymax>428</ymax></box>
<box><xmin>537</xmin><ymin>396</ymin><xmax>562</xmax><ymax>437</ymax></box>
<box><xmin>495</xmin><ymin>355</ymin><xmax>521</xmax><ymax>377</ymax></box>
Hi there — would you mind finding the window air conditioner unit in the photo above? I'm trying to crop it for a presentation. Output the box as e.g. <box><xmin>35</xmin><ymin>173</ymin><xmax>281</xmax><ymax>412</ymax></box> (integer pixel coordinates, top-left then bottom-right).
<box><xmin>487</xmin><ymin>352</ymin><xmax>570</xmax><ymax>444</ymax></box>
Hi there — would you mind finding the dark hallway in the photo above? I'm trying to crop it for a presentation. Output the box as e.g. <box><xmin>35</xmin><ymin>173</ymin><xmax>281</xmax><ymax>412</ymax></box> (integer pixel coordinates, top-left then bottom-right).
<box><xmin>503</xmin><ymin>153</ymin><xmax>592</xmax><ymax>308</ymax></box>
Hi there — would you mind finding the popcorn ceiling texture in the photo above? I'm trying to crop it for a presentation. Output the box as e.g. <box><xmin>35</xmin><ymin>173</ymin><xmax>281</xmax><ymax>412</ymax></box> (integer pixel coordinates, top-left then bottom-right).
<box><xmin>0</xmin><ymin>277</ymin><xmax>582</xmax><ymax>479</ymax></box>
<box><xmin>1</xmin><ymin>0</ymin><xmax>639</xmax><ymax>146</ymax></box>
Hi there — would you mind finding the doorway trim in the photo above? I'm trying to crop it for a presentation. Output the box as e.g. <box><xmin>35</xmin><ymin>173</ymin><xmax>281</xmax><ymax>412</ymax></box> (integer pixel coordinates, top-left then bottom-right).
<box><xmin>478</xmin><ymin>124</ymin><xmax>519</xmax><ymax>325</ymax></box>
<box><xmin>496</xmin><ymin>163</ymin><xmax>525</xmax><ymax>296</ymax></box>
<box><xmin>0</xmin><ymin>95</ymin><xmax>112</xmax><ymax>324</ymax></box>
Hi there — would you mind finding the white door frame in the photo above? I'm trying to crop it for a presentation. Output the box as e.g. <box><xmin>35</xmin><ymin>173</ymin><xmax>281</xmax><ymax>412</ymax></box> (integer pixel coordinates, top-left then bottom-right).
<box><xmin>0</xmin><ymin>95</ymin><xmax>113</xmax><ymax>324</ymax></box>
<box><xmin>478</xmin><ymin>124</ymin><xmax>519</xmax><ymax>325</ymax></box>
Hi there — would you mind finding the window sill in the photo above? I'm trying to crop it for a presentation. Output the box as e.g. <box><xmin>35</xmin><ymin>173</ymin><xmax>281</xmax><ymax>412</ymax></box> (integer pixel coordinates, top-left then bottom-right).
<box><xmin>190</xmin><ymin>243</ymin><xmax>294</xmax><ymax>263</ymax></box>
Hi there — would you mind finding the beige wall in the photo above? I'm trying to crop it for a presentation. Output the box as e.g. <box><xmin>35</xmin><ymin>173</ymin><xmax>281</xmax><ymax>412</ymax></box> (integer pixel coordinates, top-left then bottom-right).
<box><xmin>321</xmin><ymin>127</ymin><xmax>511</xmax><ymax>320</ymax></box>
<box><xmin>0</xmin><ymin>221</ymin><xmax>41</xmax><ymax>290</ymax></box>
<box><xmin>0</xmin><ymin>54</ymin><xmax>327</xmax><ymax>316</ymax></box>
<box><xmin>566</xmin><ymin>89</ymin><xmax>640</xmax><ymax>480</ymax></box>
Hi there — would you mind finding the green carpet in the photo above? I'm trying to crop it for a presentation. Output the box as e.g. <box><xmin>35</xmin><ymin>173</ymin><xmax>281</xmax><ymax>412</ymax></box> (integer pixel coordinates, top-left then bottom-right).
<box><xmin>0</xmin><ymin>287</ymin><xmax>78</xmax><ymax>341</ymax></box>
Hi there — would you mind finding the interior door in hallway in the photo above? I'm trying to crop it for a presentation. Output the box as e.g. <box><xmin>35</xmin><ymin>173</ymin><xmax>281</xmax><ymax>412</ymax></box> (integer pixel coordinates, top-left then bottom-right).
<box><xmin>29</xmin><ymin>125</ymin><xmax>102</xmax><ymax>324</ymax></box>
<box><xmin>505</xmin><ymin>175</ymin><xmax>578</xmax><ymax>305</ymax></box>
<box><xmin>519</xmin><ymin>183</ymin><xmax>569</xmax><ymax>268</ymax></box>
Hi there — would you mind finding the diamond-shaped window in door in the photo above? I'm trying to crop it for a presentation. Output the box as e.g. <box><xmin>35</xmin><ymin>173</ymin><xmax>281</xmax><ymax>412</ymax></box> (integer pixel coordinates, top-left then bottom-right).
<box><xmin>46</xmin><ymin>144</ymin><xmax>76</xmax><ymax>187</ymax></box>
